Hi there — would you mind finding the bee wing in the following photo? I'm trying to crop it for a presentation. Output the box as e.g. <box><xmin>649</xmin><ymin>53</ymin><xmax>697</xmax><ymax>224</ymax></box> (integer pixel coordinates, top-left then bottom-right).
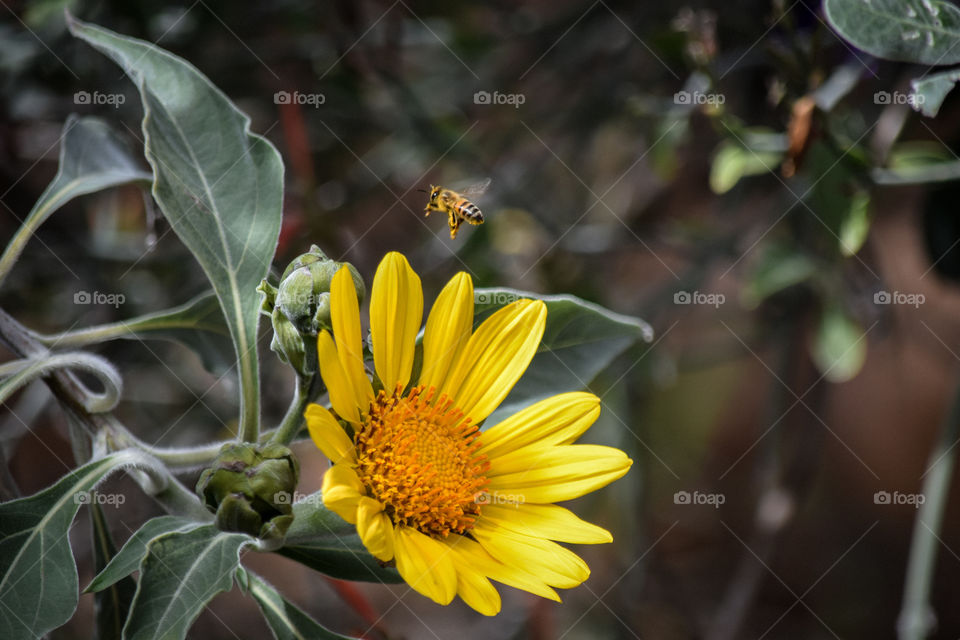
<box><xmin>457</xmin><ymin>177</ymin><xmax>492</xmax><ymax>197</ymax></box>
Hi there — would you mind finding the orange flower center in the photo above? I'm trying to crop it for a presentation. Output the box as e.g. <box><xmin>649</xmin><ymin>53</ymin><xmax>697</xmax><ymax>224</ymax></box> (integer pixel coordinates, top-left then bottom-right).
<box><xmin>354</xmin><ymin>385</ymin><xmax>490</xmax><ymax>537</ymax></box>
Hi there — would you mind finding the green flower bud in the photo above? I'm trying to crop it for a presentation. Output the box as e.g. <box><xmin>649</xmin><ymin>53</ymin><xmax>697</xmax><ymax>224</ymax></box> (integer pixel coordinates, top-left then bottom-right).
<box><xmin>196</xmin><ymin>442</ymin><xmax>299</xmax><ymax>543</ymax></box>
<box><xmin>259</xmin><ymin>245</ymin><xmax>364</xmax><ymax>377</ymax></box>
<box><xmin>269</xmin><ymin>307</ymin><xmax>316</xmax><ymax>375</ymax></box>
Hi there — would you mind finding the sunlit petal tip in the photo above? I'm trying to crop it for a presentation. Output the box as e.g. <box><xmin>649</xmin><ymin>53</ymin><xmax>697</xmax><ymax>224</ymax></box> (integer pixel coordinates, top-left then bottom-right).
<box><xmin>477</xmin><ymin>503</ymin><xmax>614</xmax><ymax>545</ymax></box>
<box><xmin>304</xmin><ymin>404</ymin><xmax>355</xmax><ymax>464</ymax></box>
<box><xmin>472</xmin><ymin>521</ymin><xmax>590</xmax><ymax>589</ymax></box>
<box><xmin>370</xmin><ymin>252</ymin><xmax>423</xmax><ymax>391</ymax></box>
<box><xmin>394</xmin><ymin>526</ymin><xmax>457</xmax><ymax>605</ymax></box>
<box><xmin>456</xmin><ymin>569</ymin><xmax>501</xmax><ymax>616</ymax></box>
<box><xmin>479</xmin><ymin>391</ymin><xmax>603</xmax><ymax>457</ymax></box>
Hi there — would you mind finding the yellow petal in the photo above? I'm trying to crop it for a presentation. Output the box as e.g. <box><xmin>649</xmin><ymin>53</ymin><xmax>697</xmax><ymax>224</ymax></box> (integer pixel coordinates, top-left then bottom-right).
<box><xmin>478</xmin><ymin>504</ymin><xmax>612</xmax><ymax>544</ymax></box>
<box><xmin>321</xmin><ymin>465</ymin><xmax>364</xmax><ymax>524</ymax></box>
<box><xmin>471</xmin><ymin>520</ymin><xmax>589</xmax><ymax>589</ymax></box>
<box><xmin>479</xmin><ymin>392</ymin><xmax>600</xmax><ymax>459</ymax></box>
<box><xmin>370</xmin><ymin>252</ymin><xmax>423</xmax><ymax>391</ymax></box>
<box><xmin>304</xmin><ymin>404</ymin><xmax>355</xmax><ymax>464</ymax></box>
<box><xmin>316</xmin><ymin>331</ymin><xmax>360</xmax><ymax>424</ymax></box>
<box><xmin>356</xmin><ymin>496</ymin><xmax>395</xmax><ymax>561</ymax></box>
<box><xmin>393</xmin><ymin>526</ymin><xmax>457</xmax><ymax>605</ymax></box>
<box><xmin>486</xmin><ymin>444</ymin><xmax>632</xmax><ymax>503</ymax></box>
<box><xmin>330</xmin><ymin>266</ymin><xmax>374</xmax><ymax>410</ymax></box>
<box><xmin>445</xmin><ymin>535</ymin><xmax>559</xmax><ymax>602</ymax></box>
<box><xmin>454</xmin><ymin>565</ymin><xmax>501</xmax><ymax>616</ymax></box>
<box><xmin>440</xmin><ymin>299</ymin><xmax>546</xmax><ymax>424</ymax></box>
<box><xmin>420</xmin><ymin>272</ymin><xmax>474</xmax><ymax>393</ymax></box>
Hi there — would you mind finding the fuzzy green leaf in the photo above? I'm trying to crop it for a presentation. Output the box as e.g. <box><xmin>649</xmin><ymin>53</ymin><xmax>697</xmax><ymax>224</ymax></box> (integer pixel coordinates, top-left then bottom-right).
<box><xmin>68</xmin><ymin>15</ymin><xmax>284</xmax><ymax>441</ymax></box>
<box><xmin>86</xmin><ymin>516</ymin><xmax>204</xmax><ymax>594</ymax></box>
<box><xmin>245</xmin><ymin>570</ymin><xmax>354</xmax><ymax>640</ymax></box>
<box><xmin>47</xmin><ymin>292</ymin><xmax>233</xmax><ymax>375</ymax></box>
<box><xmin>0</xmin><ymin>115</ymin><xmax>150</xmax><ymax>288</ymax></box>
<box><xmin>122</xmin><ymin>525</ymin><xmax>253</xmax><ymax>640</ymax></box>
<box><xmin>0</xmin><ymin>450</ymin><xmax>154</xmax><ymax>640</ymax></box>
<box><xmin>911</xmin><ymin>68</ymin><xmax>960</xmax><ymax>117</ymax></box>
<box><xmin>825</xmin><ymin>0</ymin><xmax>960</xmax><ymax>65</ymax></box>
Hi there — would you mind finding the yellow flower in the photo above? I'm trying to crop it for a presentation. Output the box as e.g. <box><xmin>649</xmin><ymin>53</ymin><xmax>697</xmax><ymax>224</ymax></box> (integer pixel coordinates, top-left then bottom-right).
<box><xmin>304</xmin><ymin>252</ymin><xmax>632</xmax><ymax>615</ymax></box>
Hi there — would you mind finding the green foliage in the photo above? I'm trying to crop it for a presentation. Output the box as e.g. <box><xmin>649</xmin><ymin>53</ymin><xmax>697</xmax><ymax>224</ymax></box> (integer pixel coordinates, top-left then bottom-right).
<box><xmin>709</xmin><ymin>133</ymin><xmax>785</xmax><ymax>194</ymax></box>
<box><xmin>0</xmin><ymin>115</ymin><xmax>150</xmax><ymax>287</ymax></box>
<box><xmin>121</xmin><ymin>525</ymin><xmax>253</xmax><ymax>640</ymax></box>
<box><xmin>912</xmin><ymin>69</ymin><xmax>960</xmax><ymax>117</ymax></box>
<box><xmin>811</xmin><ymin>305</ymin><xmax>868</xmax><ymax>383</ymax></box>
<box><xmin>90</xmin><ymin>503</ymin><xmax>136</xmax><ymax>640</ymax></box>
<box><xmin>825</xmin><ymin>0</ymin><xmax>960</xmax><ymax>65</ymax></box>
<box><xmin>0</xmin><ymin>451</ymin><xmax>157</xmax><ymax>640</ymax></box>
<box><xmin>827</xmin><ymin>0</ymin><xmax>960</xmax><ymax>118</ymax></box>
<box><xmin>246</xmin><ymin>571</ymin><xmax>353</xmax><ymax>640</ymax></box>
<box><xmin>68</xmin><ymin>15</ymin><xmax>284</xmax><ymax>442</ymax></box>
<box><xmin>86</xmin><ymin>516</ymin><xmax>204</xmax><ymax>594</ymax></box>
<box><xmin>42</xmin><ymin>292</ymin><xmax>234</xmax><ymax>376</ymax></box>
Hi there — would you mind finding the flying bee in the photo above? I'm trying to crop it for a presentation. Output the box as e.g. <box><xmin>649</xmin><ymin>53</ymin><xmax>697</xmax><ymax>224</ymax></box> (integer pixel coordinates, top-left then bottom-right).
<box><xmin>421</xmin><ymin>178</ymin><xmax>491</xmax><ymax>239</ymax></box>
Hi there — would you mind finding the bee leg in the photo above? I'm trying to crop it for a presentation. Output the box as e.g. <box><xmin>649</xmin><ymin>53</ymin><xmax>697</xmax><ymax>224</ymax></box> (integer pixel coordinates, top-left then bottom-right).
<box><xmin>448</xmin><ymin>211</ymin><xmax>461</xmax><ymax>239</ymax></box>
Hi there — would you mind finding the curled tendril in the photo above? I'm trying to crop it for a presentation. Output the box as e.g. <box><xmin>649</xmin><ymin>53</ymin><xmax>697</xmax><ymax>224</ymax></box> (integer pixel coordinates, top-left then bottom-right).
<box><xmin>0</xmin><ymin>351</ymin><xmax>122</xmax><ymax>413</ymax></box>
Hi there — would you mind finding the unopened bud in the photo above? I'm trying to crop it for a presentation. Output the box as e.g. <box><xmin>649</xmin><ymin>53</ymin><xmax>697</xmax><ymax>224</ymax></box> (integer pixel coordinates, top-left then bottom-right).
<box><xmin>259</xmin><ymin>245</ymin><xmax>364</xmax><ymax>376</ymax></box>
<box><xmin>196</xmin><ymin>442</ymin><xmax>300</xmax><ymax>542</ymax></box>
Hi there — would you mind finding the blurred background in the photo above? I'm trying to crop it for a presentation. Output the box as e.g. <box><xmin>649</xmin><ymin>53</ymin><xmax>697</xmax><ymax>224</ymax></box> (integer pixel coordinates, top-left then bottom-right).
<box><xmin>4</xmin><ymin>0</ymin><xmax>960</xmax><ymax>637</ymax></box>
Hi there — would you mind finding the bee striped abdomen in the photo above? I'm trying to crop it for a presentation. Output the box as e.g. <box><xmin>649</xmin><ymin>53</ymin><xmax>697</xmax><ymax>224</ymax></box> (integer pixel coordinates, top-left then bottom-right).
<box><xmin>456</xmin><ymin>199</ymin><xmax>484</xmax><ymax>223</ymax></box>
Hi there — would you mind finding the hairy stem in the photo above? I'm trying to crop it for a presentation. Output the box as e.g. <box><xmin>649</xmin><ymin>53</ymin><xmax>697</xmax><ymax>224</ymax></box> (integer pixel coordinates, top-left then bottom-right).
<box><xmin>270</xmin><ymin>374</ymin><xmax>315</xmax><ymax>446</ymax></box>
<box><xmin>0</xmin><ymin>307</ymin><xmax>211</xmax><ymax>518</ymax></box>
